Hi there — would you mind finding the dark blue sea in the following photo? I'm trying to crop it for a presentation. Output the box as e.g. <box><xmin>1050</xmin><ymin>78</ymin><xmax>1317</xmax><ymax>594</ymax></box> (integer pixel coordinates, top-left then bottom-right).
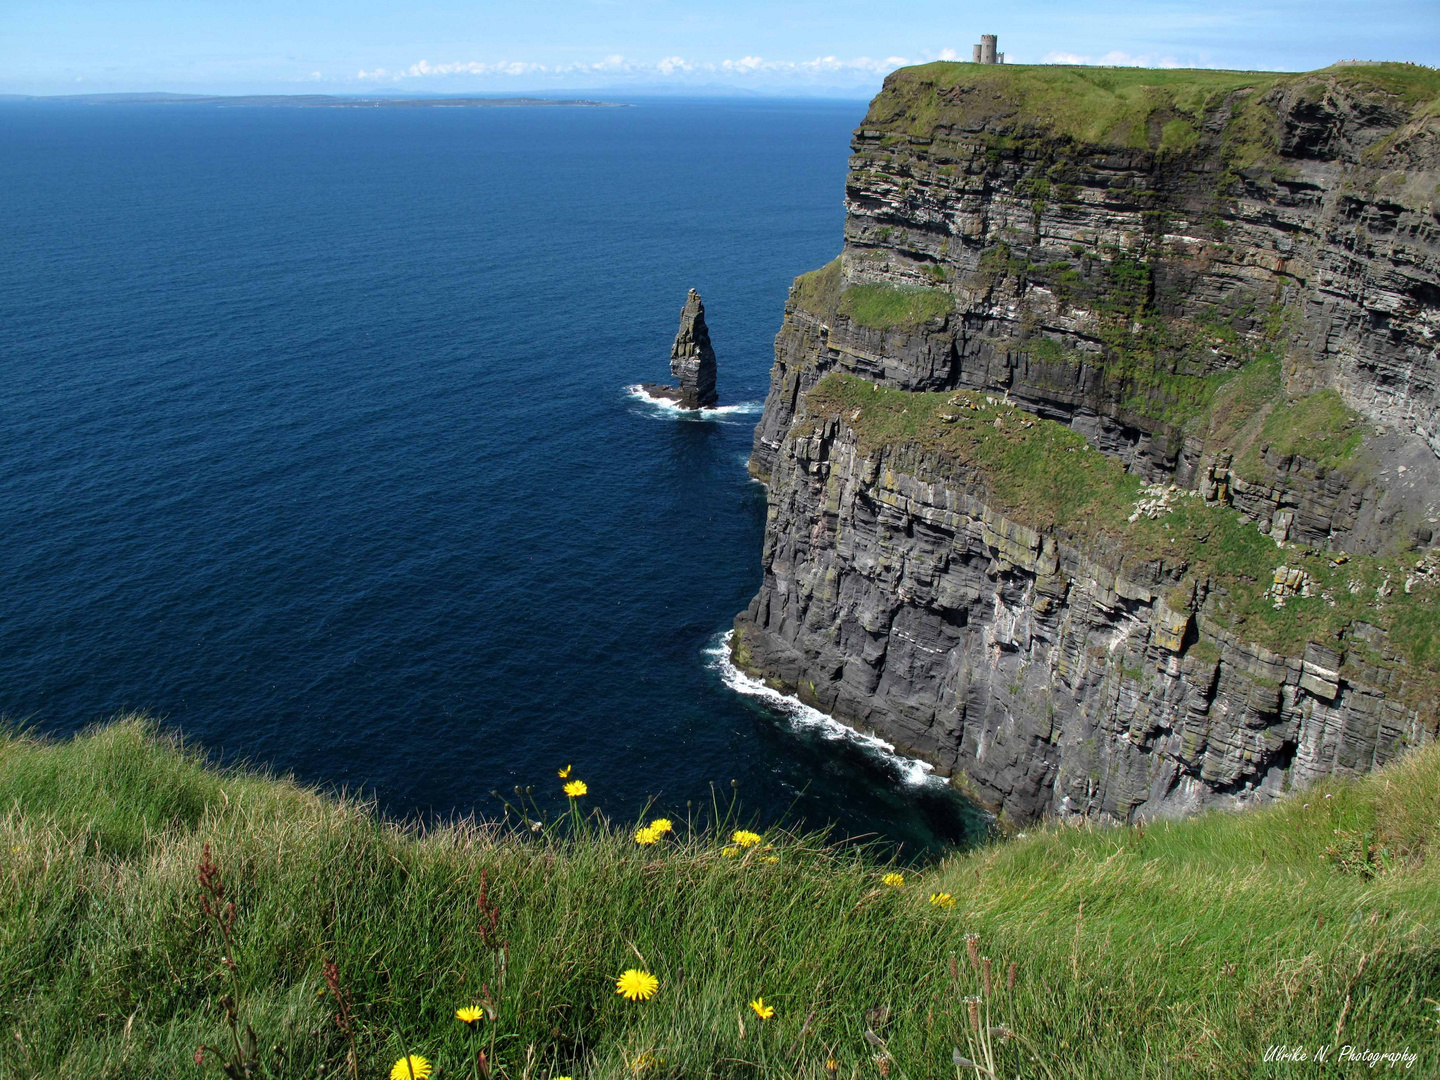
<box><xmin>0</xmin><ymin>98</ymin><xmax>984</xmax><ymax>857</ymax></box>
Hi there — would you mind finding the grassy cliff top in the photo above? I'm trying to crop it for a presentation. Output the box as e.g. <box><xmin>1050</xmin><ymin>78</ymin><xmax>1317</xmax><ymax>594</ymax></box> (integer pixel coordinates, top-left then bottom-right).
<box><xmin>806</xmin><ymin>374</ymin><xmax>1440</xmax><ymax>707</ymax></box>
<box><xmin>2</xmin><ymin>719</ymin><xmax>1438</xmax><ymax>1077</ymax></box>
<box><xmin>864</xmin><ymin>60</ymin><xmax>1440</xmax><ymax>151</ymax></box>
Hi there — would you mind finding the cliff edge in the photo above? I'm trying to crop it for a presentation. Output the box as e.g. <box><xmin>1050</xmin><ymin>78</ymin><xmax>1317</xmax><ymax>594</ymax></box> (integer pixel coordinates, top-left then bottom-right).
<box><xmin>736</xmin><ymin>62</ymin><xmax>1440</xmax><ymax>822</ymax></box>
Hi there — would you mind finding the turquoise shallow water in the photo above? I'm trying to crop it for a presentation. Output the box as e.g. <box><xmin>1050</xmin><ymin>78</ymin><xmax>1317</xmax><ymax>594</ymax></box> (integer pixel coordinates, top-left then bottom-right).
<box><xmin>0</xmin><ymin>98</ymin><xmax>986</xmax><ymax>857</ymax></box>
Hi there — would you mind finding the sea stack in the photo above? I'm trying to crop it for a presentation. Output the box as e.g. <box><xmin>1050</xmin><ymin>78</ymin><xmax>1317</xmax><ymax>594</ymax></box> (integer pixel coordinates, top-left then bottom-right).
<box><xmin>670</xmin><ymin>288</ymin><xmax>718</xmax><ymax>408</ymax></box>
<box><xmin>644</xmin><ymin>288</ymin><xmax>718</xmax><ymax>409</ymax></box>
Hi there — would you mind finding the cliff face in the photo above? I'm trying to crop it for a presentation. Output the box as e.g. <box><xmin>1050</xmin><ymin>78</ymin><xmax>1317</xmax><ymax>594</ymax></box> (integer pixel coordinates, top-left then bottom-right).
<box><xmin>737</xmin><ymin>63</ymin><xmax>1440</xmax><ymax>822</ymax></box>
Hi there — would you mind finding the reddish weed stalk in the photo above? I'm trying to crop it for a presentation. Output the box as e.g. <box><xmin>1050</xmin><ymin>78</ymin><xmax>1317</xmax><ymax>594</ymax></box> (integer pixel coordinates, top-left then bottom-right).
<box><xmin>193</xmin><ymin>843</ymin><xmax>261</xmax><ymax>1079</ymax></box>
<box><xmin>471</xmin><ymin>869</ymin><xmax>509</xmax><ymax>1080</ymax></box>
<box><xmin>323</xmin><ymin>959</ymin><xmax>360</xmax><ymax>1080</ymax></box>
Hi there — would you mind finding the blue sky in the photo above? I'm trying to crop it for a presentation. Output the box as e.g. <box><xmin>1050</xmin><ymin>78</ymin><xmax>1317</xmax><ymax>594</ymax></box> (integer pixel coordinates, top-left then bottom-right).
<box><xmin>5</xmin><ymin>1</ymin><xmax>1437</xmax><ymax>97</ymax></box>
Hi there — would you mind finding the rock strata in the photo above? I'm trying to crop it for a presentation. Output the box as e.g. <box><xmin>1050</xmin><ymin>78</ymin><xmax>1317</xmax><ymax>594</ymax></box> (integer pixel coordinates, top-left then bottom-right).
<box><xmin>735</xmin><ymin>62</ymin><xmax>1440</xmax><ymax>822</ymax></box>
<box><xmin>734</xmin><ymin>401</ymin><xmax>1432</xmax><ymax>822</ymax></box>
<box><xmin>645</xmin><ymin>288</ymin><xmax>718</xmax><ymax>409</ymax></box>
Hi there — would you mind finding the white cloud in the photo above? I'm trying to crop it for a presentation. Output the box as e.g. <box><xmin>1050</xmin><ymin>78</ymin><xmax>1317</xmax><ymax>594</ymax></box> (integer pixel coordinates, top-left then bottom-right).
<box><xmin>353</xmin><ymin>50</ymin><xmax>937</xmax><ymax>85</ymax></box>
<box><xmin>721</xmin><ymin>55</ymin><xmax>764</xmax><ymax>73</ymax></box>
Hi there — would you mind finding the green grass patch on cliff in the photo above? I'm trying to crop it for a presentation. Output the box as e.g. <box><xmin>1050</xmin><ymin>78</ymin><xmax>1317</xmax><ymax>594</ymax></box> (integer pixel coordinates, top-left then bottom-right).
<box><xmin>1237</xmin><ymin>388</ymin><xmax>1365</xmax><ymax>474</ymax></box>
<box><xmin>868</xmin><ymin>63</ymin><xmax>1290</xmax><ymax>152</ymax></box>
<box><xmin>790</xmin><ymin>257</ymin><xmax>842</xmax><ymax>317</ymax></box>
<box><xmin>1325</xmin><ymin>61</ymin><xmax>1440</xmax><ymax>106</ymax></box>
<box><xmin>866</xmin><ymin>62</ymin><xmax>1440</xmax><ymax>163</ymax></box>
<box><xmin>837</xmin><ymin>282</ymin><xmax>953</xmax><ymax>328</ymax></box>
<box><xmin>806</xmin><ymin>373</ymin><xmax>1440</xmax><ymax>707</ymax></box>
<box><xmin>2</xmin><ymin>718</ymin><xmax>1438</xmax><ymax>1079</ymax></box>
<box><xmin>1200</xmin><ymin>353</ymin><xmax>1284</xmax><ymax>454</ymax></box>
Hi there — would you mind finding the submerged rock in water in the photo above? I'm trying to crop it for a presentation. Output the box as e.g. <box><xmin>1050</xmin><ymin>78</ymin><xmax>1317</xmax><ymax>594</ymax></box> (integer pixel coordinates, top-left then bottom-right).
<box><xmin>644</xmin><ymin>288</ymin><xmax>718</xmax><ymax>409</ymax></box>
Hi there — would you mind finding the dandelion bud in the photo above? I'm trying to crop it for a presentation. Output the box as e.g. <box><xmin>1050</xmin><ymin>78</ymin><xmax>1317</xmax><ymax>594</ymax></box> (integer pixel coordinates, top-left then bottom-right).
<box><xmin>825</xmin><ymin>1057</ymin><xmax>838</xmax><ymax>1079</ymax></box>
<box><xmin>982</xmin><ymin>956</ymin><xmax>992</xmax><ymax>996</ymax></box>
<box><xmin>965</xmin><ymin>933</ymin><xmax>981</xmax><ymax>971</ymax></box>
<box><xmin>1006</xmin><ymin>960</ymin><xmax>1018</xmax><ymax>992</ymax></box>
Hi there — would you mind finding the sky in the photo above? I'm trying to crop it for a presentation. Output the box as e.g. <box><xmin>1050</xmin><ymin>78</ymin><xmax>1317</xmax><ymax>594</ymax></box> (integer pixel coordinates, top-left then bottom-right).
<box><xmin>4</xmin><ymin>1</ymin><xmax>1437</xmax><ymax>97</ymax></box>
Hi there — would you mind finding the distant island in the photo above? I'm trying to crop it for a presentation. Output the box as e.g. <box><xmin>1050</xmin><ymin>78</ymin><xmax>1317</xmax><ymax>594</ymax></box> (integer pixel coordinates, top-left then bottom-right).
<box><xmin>1</xmin><ymin>92</ymin><xmax>624</xmax><ymax>108</ymax></box>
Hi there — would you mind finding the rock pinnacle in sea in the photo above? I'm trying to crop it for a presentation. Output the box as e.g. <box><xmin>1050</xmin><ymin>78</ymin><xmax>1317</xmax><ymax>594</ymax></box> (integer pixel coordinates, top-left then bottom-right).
<box><xmin>669</xmin><ymin>288</ymin><xmax>718</xmax><ymax>409</ymax></box>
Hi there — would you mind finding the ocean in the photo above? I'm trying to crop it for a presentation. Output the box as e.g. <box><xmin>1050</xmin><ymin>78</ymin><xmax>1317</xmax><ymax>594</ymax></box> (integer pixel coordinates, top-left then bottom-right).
<box><xmin>0</xmin><ymin>97</ymin><xmax>986</xmax><ymax>857</ymax></box>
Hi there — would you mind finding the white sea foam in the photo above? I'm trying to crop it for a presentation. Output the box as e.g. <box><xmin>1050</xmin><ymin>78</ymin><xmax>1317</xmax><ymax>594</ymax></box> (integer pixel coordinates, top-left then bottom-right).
<box><xmin>625</xmin><ymin>384</ymin><xmax>763</xmax><ymax>419</ymax></box>
<box><xmin>704</xmin><ymin>631</ymin><xmax>943</xmax><ymax>788</ymax></box>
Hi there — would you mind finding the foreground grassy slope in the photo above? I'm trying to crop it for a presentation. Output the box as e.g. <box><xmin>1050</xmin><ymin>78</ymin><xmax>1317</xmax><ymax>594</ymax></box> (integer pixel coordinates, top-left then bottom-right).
<box><xmin>2</xmin><ymin>719</ymin><xmax>1437</xmax><ymax>1079</ymax></box>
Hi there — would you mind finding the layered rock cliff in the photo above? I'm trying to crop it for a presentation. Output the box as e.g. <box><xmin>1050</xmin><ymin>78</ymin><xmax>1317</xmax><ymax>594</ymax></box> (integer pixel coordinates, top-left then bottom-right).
<box><xmin>736</xmin><ymin>62</ymin><xmax>1440</xmax><ymax>822</ymax></box>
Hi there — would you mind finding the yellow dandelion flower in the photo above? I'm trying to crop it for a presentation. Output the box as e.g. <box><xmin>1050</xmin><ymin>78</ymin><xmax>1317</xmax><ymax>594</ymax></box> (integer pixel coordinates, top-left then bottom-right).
<box><xmin>649</xmin><ymin>818</ymin><xmax>674</xmax><ymax>834</ymax></box>
<box><xmin>634</xmin><ymin>825</ymin><xmax>659</xmax><ymax>845</ymax></box>
<box><xmin>882</xmin><ymin>872</ymin><xmax>905</xmax><ymax>888</ymax></box>
<box><xmin>390</xmin><ymin>1055</ymin><xmax>432</xmax><ymax>1080</ymax></box>
<box><xmin>760</xmin><ymin>855</ymin><xmax>779</xmax><ymax>864</ymax></box>
<box><xmin>721</xmin><ymin>845</ymin><xmax>740</xmax><ymax>857</ymax></box>
<box><xmin>455</xmin><ymin>1005</ymin><xmax>483</xmax><ymax>1025</ymax></box>
<box><xmin>563</xmin><ymin>780</ymin><xmax>588</xmax><ymax>797</ymax></box>
<box><xmin>615</xmin><ymin>968</ymin><xmax>659</xmax><ymax>1001</ymax></box>
<box><xmin>558</xmin><ymin>764</ymin><xmax>572</xmax><ymax>778</ymax></box>
<box><xmin>749</xmin><ymin>997</ymin><xmax>775</xmax><ymax>1020</ymax></box>
<box><xmin>731</xmin><ymin>829</ymin><xmax>762</xmax><ymax>848</ymax></box>
<box><xmin>929</xmin><ymin>892</ymin><xmax>956</xmax><ymax>909</ymax></box>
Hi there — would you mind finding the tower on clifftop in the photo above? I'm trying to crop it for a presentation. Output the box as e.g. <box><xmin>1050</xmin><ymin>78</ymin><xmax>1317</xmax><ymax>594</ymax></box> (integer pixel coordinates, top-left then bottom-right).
<box><xmin>972</xmin><ymin>35</ymin><xmax>1004</xmax><ymax>64</ymax></box>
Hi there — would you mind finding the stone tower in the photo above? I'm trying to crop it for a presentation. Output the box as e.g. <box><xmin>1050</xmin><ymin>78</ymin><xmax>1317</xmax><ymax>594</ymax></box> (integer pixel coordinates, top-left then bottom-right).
<box><xmin>972</xmin><ymin>35</ymin><xmax>1004</xmax><ymax>64</ymax></box>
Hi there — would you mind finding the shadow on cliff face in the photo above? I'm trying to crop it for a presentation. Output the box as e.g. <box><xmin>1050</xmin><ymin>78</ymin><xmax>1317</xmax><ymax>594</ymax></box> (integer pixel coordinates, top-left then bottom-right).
<box><xmin>704</xmin><ymin>632</ymin><xmax>992</xmax><ymax>863</ymax></box>
<box><xmin>737</xmin><ymin>698</ymin><xmax>994</xmax><ymax>863</ymax></box>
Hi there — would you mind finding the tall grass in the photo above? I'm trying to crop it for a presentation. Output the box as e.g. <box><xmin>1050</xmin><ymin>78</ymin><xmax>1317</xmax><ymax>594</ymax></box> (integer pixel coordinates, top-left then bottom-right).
<box><xmin>1</xmin><ymin>718</ymin><xmax>1436</xmax><ymax>1078</ymax></box>
<box><xmin>837</xmin><ymin>284</ymin><xmax>953</xmax><ymax>329</ymax></box>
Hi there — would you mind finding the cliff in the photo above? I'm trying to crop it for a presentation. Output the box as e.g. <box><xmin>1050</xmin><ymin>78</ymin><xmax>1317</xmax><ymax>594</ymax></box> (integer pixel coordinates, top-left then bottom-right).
<box><xmin>736</xmin><ymin>62</ymin><xmax>1440</xmax><ymax>822</ymax></box>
